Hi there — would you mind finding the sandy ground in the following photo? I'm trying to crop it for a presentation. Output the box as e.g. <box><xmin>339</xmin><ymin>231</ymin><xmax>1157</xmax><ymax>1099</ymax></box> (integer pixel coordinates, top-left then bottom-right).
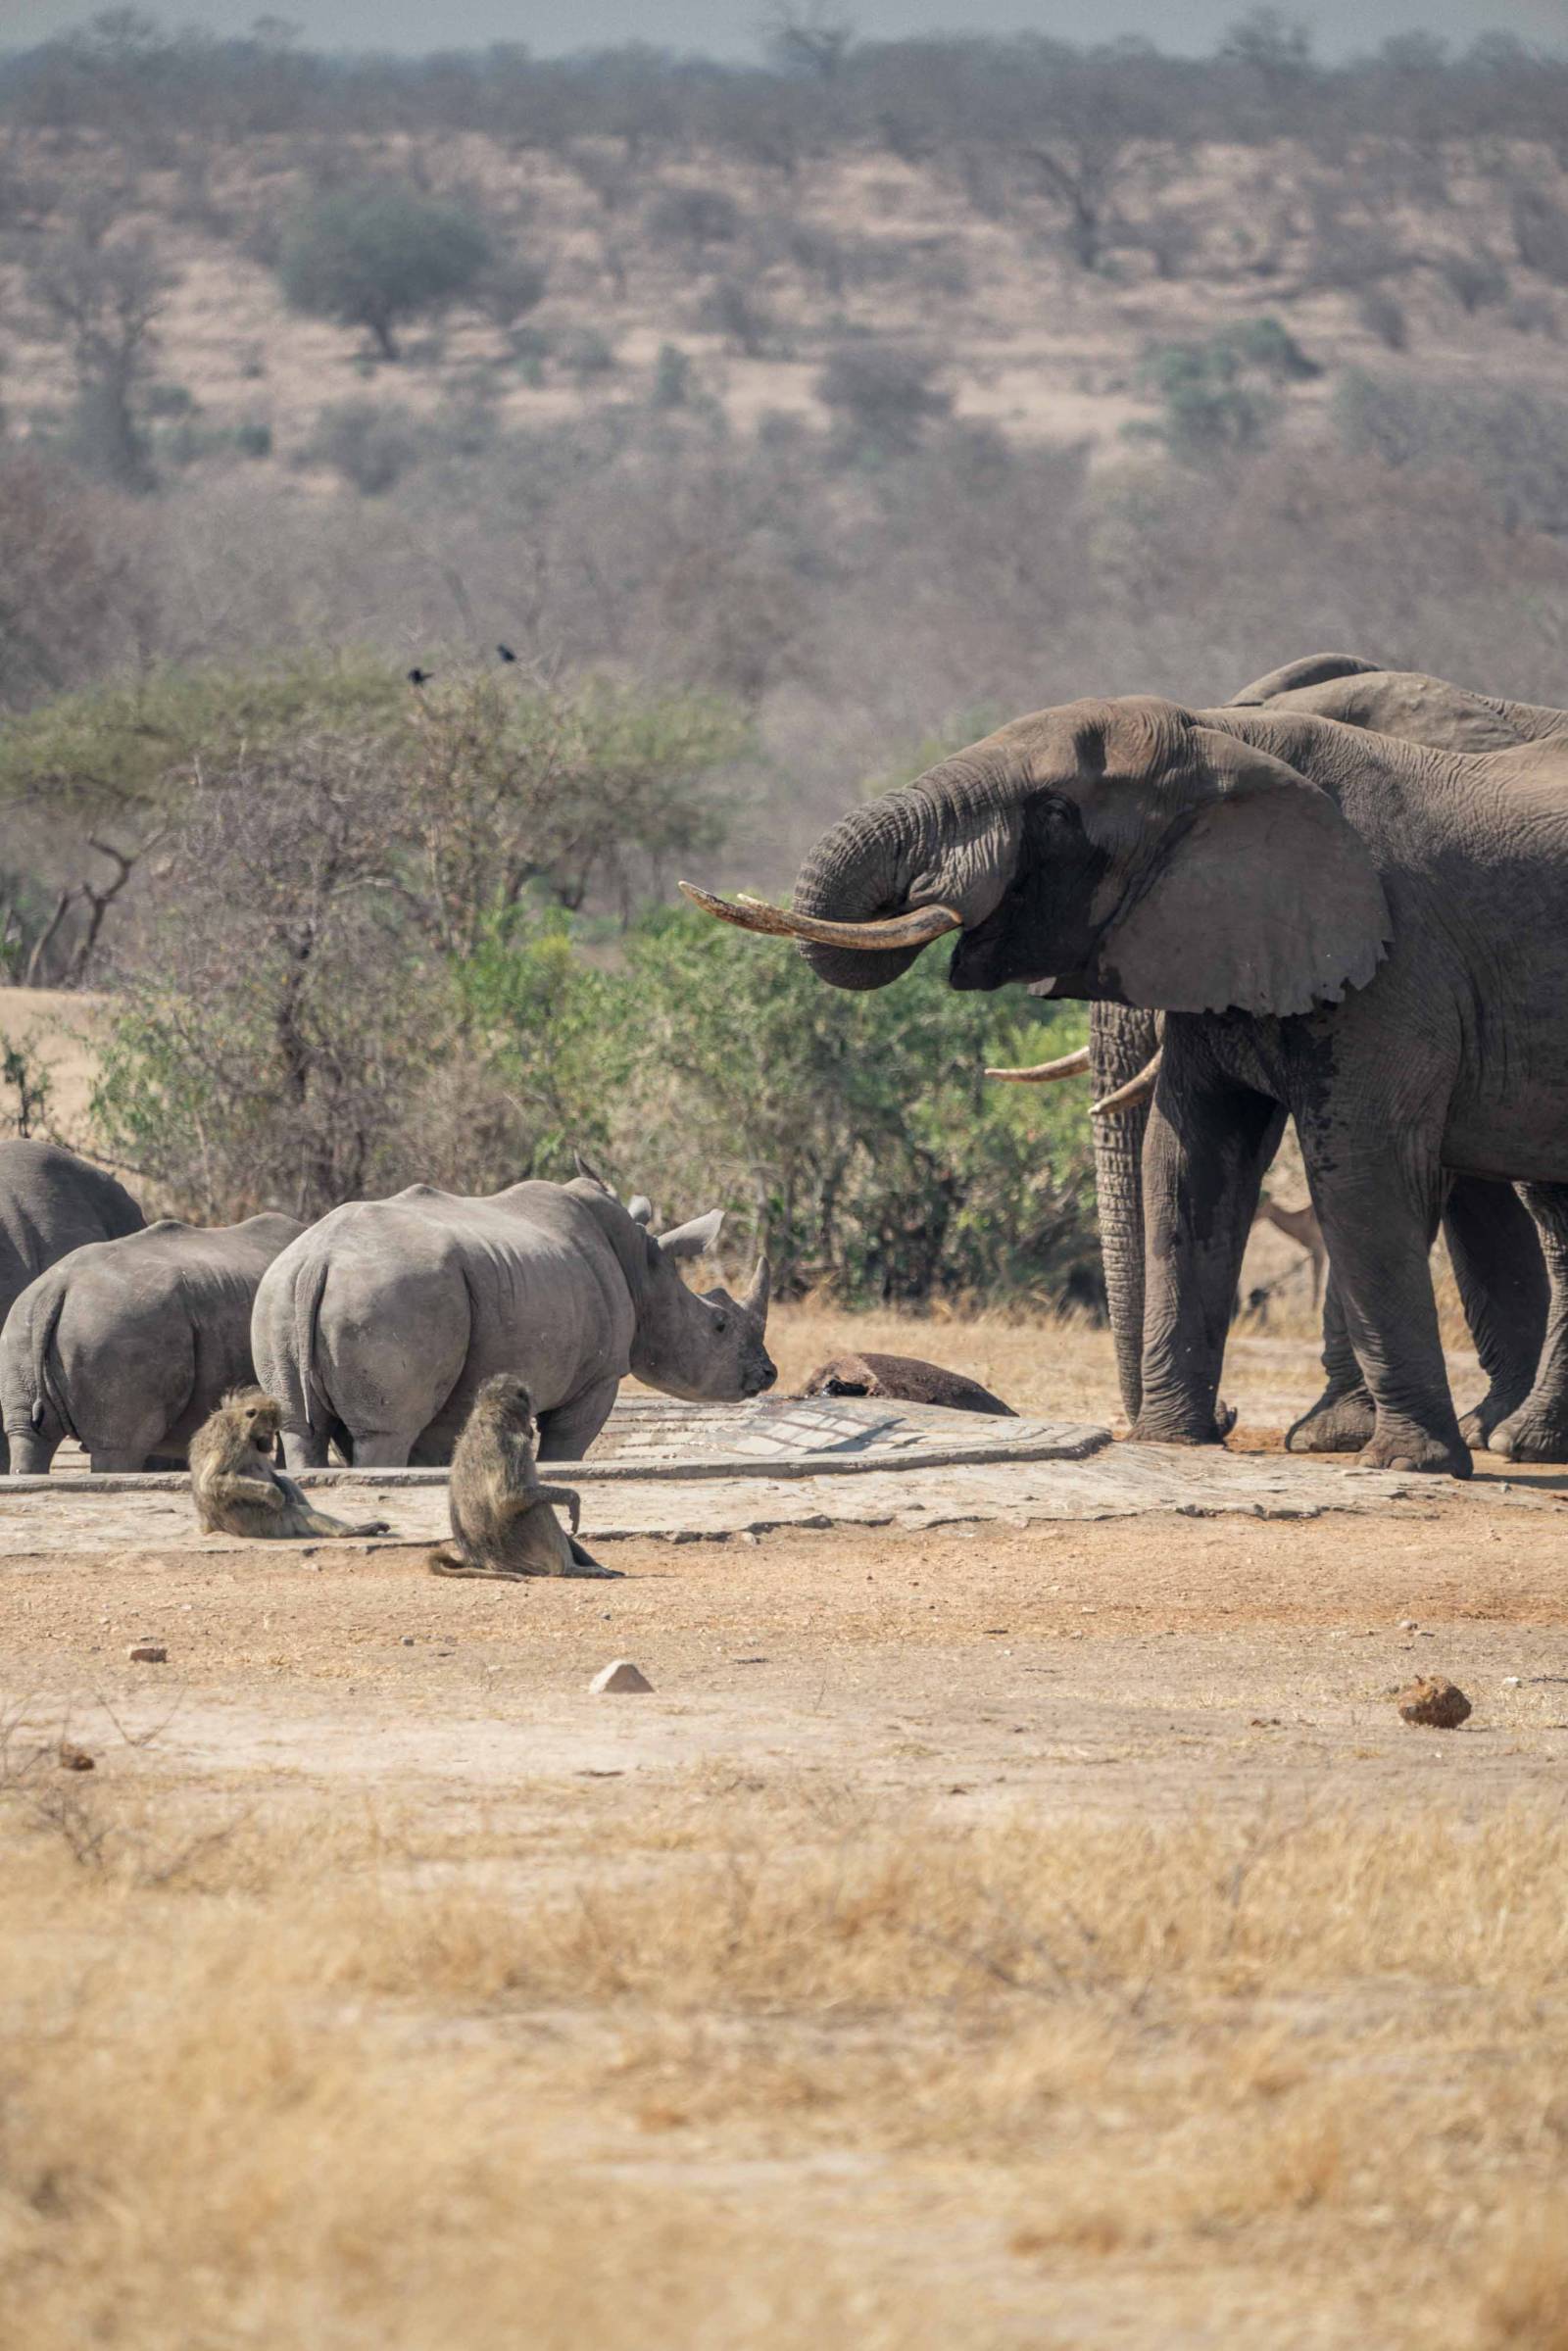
<box><xmin>4</xmin><ymin>1313</ymin><xmax>1567</xmax><ymax>2346</ymax></box>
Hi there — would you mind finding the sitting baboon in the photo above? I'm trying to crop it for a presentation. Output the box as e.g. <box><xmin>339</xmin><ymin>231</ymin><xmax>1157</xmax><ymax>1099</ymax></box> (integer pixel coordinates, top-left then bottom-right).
<box><xmin>189</xmin><ymin>1390</ymin><xmax>393</xmax><ymax>1539</ymax></box>
<box><xmin>429</xmin><ymin>1373</ymin><xmax>618</xmax><ymax>1580</ymax></box>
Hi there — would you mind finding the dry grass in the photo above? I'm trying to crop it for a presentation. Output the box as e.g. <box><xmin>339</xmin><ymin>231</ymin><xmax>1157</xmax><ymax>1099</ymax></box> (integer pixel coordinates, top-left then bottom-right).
<box><xmin>3</xmin><ymin>1741</ymin><xmax>1566</xmax><ymax>2349</ymax></box>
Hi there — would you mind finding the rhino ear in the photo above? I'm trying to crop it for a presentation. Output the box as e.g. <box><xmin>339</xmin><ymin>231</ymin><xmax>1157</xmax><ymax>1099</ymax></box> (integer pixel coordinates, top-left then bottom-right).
<box><xmin>1099</xmin><ymin>728</ymin><xmax>1392</xmax><ymax>1017</ymax></box>
<box><xmin>657</xmin><ymin>1208</ymin><xmax>724</xmax><ymax>1261</ymax></box>
<box><xmin>573</xmin><ymin>1151</ymin><xmax>614</xmax><ymax>1196</ymax></box>
<box><xmin>627</xmin><ymin>1195</ymin><xmax>655</xmax><ymax>1227</ymax></box>
<box><xmin>1227</xmin><ymin>653</ymin><xmax>1383</xmax><ymax>707</ymax></box>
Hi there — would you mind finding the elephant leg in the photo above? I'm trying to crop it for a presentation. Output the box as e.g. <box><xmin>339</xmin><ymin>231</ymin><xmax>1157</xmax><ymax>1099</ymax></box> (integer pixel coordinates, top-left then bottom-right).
<box><xmin>1489</xmin><ymin>1182</ymin><xmax>1568</xmax><ymax>1461</ymax></box>
<box><xmin>1133</xmin><ymin>1067</ymin><xmax>1285</xmax><ymax>1446</ymax></box>
<box><xmin>1089</xmin><ymin>1004</ymin><xmax>1161</xmax><ymax>1424</ymax></box>
<box><xmin>1285</xmin><ymin>1274</ymin><xmax>1377</xmax><ymax>1453</ymax></box>
<box><xmin>1302</xmin><ymin>1134</ymin><xmax>1469</xmax><ymax>1477</ymax></box>
<box><xmin>1445</xmin><ymin>1177</ymin><xmax>1549</xmax><ymax>1450</ymax></box>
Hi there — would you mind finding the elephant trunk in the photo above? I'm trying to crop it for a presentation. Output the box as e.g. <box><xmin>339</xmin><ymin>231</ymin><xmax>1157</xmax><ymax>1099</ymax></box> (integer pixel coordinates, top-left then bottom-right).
<box><xmin>791</xmin><ymin>762</ymin><xmax>1012</xmax><ymax>993</ymax></box>
<box><xmin>1091</xmin><ymin>1004</ymin><xmax>1161</xmax><ymax>1424</ymax></box>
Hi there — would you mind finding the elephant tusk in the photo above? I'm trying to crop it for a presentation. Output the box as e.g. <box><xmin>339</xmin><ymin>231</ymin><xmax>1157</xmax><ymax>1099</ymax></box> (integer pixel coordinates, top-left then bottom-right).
<box><xmin>679</xmin><ymin>881</ymin><xmax>963</xmax><ymax>952</ymax></box>
<box><xmin>984</xmin><ymin>1045</ymin><xmax>1091</xmax><ymax>1085</ymax></box>
<box><xmin>1091</xmin><ymin>1049</ymin><xmax>1163</xmax><ymax>1116</ymax></box>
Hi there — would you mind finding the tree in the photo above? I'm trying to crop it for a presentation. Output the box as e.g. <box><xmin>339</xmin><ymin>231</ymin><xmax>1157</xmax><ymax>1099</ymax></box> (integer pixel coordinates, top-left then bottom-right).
<box><xmin>93</xmin><ymin>742</ymin><xmax>457</xmax><ymax>1221</ymax></box>
<box><xmin>278</xmin><ymin>182</ymin><xmax>493</xmax><ymax>361</ymax></box>
<box><xmin>24</xmin><ymin>228</ymin><xmax>173</xmax><ymax>489</ymax></box>
<box><xmin>815</xmin><ymin>342</ymin><xmax>952</xmax><ymax>460</ymax></box>
<box><xmin>761</xmin><ymin>2</ymin><xmax>856</xmax><ymax>82</ymax></box>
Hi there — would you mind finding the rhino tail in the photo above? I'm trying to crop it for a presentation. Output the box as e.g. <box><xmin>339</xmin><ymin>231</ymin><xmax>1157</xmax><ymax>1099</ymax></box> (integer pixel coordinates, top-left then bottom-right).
<box><xmin>29</xmin><ymin>1281</ymin><xmax>76</xmax><ymax>1445</ymax></box>
<box><xmin>285</xmin><ymin>1248</ymin><xmax>334</xmax><ymax>1445</ymax></box>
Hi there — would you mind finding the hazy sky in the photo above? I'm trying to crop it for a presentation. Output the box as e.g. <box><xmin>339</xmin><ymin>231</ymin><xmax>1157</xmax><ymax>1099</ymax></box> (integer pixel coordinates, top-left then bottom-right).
<box><xmin>3</xmin><ymin>0</ymin><xmax>1567</xmax><ymax>58</ymax></box>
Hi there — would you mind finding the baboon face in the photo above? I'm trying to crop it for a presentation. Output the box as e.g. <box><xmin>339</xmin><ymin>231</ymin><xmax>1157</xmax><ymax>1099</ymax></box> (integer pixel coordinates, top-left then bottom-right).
<box><xmin>234</xmin><ymin>1392</ymin><xmax>281</xmax><ymax>1449</ymax></box>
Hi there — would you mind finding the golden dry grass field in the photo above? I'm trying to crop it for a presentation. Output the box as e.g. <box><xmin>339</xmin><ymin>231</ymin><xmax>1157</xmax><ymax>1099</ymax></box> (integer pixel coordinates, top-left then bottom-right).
<box><xmin>5</xmin><ymin>1304</ymin><xmax>1568</xmax><ymax>2351</ymax></box>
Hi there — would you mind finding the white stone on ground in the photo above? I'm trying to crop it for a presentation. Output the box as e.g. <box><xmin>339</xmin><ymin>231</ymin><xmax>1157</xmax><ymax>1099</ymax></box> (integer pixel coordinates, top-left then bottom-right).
<box><xmin>591</xmin><ymin>1659</ymin><xmax>653</xmax><ymax>1694</ymax></box>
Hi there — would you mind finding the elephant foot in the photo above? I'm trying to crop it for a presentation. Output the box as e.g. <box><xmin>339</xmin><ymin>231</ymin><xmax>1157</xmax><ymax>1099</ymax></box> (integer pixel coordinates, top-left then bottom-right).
<box><xmin>1128</xmin><ymin>1411</ymin><xmax>1229</xmax><ymax>1447</ymax></box>
<box><xmin>1285</xmin><ymin>1387</ymin><xmax>1376</xmax><ymax>1454</ymax></box>
<box><xmin>1488</xmin><ymin>1402</ymin><xmax>1568</xmax><ymax>1464</ymax></box>
<box><xmin>1356</xmin><ymin>1420</ymin><xmax>1472</xmax><ymax>1479</ymax></box>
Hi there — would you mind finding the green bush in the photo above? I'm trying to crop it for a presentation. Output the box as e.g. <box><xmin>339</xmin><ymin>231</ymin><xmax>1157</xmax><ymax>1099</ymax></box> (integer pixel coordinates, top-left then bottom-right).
<box><xmin>278</xmin><ymin>181</ymin><xmax>493</xmax><ymax>361</ymax></box>
<box><xmin>1129</xmin><ymin>323</ymin><xmax>1298</xmax><ymax>465</ymax></box>
<box><xmin>466</xmin><ymin>906</ymin><xmax>1098</xmax><ymax>1307</ymax></box>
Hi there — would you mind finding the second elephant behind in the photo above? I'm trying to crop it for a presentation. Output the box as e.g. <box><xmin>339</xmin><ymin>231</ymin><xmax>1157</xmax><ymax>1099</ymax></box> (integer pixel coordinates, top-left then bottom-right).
<box><xmin>1087</xmin><ymin>654</ymin><xmax>1568</xmax><ymax>1462</ymax></box>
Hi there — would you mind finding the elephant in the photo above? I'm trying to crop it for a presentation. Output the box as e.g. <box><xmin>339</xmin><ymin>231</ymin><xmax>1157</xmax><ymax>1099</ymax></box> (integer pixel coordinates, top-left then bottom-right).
<box><xmin>1</xmin><ymin>1212</ymin><xmax>303</xmax><ymax>1474</ymax></box>
<box><xmin>1061</xmin><ymin>657</ymin><xmax>1568</xmax><ymax>1463</ymax></box>
<box><xmin>252</xmin><ymin>1173</ymin><xmax>775</xmax><ymax>1470</ymax></box>
<box><xmin>0</xmin><ymin>1140</ymin><xmax>145</xmax><ymax>1473</ymax></box>
<box><xmin>686</xmin><ymin>681</ymin><xmax>1568</xmax><ymax>1476</ymax></box>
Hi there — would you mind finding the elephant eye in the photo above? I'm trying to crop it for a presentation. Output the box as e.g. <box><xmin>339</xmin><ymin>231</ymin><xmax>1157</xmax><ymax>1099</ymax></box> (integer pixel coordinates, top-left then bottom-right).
<box><xmin>712</xmin><ymin>1310</ymin><xmax>729</xmax><ymax>1332</ymax></box>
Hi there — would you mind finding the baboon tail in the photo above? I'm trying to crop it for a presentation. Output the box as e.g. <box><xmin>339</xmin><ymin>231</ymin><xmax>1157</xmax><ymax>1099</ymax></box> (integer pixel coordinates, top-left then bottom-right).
<box><xmin>426</xmin><ymin>1543</ymin><xmax>528</xmax><ymax>1582</ymax></box>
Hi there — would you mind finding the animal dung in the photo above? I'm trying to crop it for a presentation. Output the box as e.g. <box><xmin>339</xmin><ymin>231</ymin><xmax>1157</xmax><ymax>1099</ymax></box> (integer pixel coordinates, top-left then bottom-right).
<box><xmin>1396</xmin><ymin>1675</ymin><xmax>1472</xmax><ymax>1729</ymax></box>
<box><xmin>126</xmin><ymin>1641</ymin><xmax>168</xmax><ymax>1664</ymax></box>
<box><xmin>590</xmin><ymin>1658</ymin><xmax>653</xmax><ymax>1694</ymax></box>
<box><xmin>58</xmin><ymin>1743</ymin><xmax>95</xmax><ymax>1771</ymax></box>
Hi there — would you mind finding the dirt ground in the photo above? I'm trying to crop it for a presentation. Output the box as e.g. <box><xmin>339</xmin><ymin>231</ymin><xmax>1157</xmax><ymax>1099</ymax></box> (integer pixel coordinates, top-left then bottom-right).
<box><xmin>3</xmin><ymin>1310</ymin><xmax>1567</xmax><ymax>2348</ymax></box>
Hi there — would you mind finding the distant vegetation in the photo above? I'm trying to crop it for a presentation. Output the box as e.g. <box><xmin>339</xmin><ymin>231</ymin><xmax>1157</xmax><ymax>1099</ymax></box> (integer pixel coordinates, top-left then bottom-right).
<box><xmin>5</xmin><ymin>8</ymin><xmax>1568</xmax><ymax>1299</ymax></box>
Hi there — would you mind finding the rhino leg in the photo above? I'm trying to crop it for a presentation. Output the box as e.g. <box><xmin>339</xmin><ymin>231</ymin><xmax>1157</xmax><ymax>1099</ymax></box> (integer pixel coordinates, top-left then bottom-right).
<box><xmin>349</xmin><ymin>1431</ymin><xmax>418</xmax><ymax>1469</ymax></box>
<box><xmin>535</xmin><ymin>1376</ymin><xmax>620</xmax><ymax>1463</ymax></box>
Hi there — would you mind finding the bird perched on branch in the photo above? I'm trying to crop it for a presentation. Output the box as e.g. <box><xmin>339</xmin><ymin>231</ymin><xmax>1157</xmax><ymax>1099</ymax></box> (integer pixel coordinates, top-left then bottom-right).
<box><xmin>497</xmin><ymin>643</ymin><xmax>517</xmax><ymax>664</ymax></box>
<box><xmin>407</xmin><ymin>666</ymin><xmax>432</xmax><ymax>688</ymax></box>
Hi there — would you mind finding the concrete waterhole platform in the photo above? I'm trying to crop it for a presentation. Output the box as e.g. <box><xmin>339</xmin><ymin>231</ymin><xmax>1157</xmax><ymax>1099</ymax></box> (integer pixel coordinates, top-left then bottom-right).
<box><xmin>4</xmin><ymin>1393</ymin><xmax>1548</xmax><ymax>1557</ymax></box>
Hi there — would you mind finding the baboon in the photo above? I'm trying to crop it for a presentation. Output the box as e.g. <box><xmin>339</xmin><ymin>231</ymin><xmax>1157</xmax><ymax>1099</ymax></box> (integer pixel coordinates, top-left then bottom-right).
<box><xmin>189</xmin><ymin>1389</ymin><xmax>393</xmax><ymax>1539</ymax></box>
<box><xmin>428</xmin><ymin>1373</ymin><xmax>618</xmax><ymax>1580</ymax></box>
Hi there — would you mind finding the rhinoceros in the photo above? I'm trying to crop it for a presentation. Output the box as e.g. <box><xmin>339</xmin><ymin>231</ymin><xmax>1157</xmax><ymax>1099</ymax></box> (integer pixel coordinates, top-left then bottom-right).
<box><xmin>251</xmin><ymin>1175</ymin><xmax>775</xmax><ymax>1470</ymax></box>
<box><xmin>1</xmin><ymin>1212</ymin><xmax>303</xmax><ymax>1474</ymax></box>
<box><xmin>0</xmin><ymin>1140</ymin><xmax>146</xmax><ymax>1471</ymax></box>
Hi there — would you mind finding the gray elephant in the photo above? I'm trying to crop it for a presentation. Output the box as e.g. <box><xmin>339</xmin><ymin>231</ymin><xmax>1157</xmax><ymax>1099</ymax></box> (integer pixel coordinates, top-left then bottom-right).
<box><xmin>0</xmin><ymin>1140</ymin><xmax>145</xmax><ymax>1472</ymax></box>
<box><xmin>1</xmin><ymin>1213</ymin><xmax>303</xmax><ymax>1474</ymax></box>
<box><xmin>689</xmin><ymin>683</ymin><xmax>1568</xmax><ymax>1476</ymax></box>
<box><xmin>252</xmin><ymin>1174</ymin><xmax>775</xmax><ymax>1470</ymax></box>
<box><xmin>1006</xmin><ymin>656</ymin><xmax>1568</xmax><ymax>1461</ymax></box>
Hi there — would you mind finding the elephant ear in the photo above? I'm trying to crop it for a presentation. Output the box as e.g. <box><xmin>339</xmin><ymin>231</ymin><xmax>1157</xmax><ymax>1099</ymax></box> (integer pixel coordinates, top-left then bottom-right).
<box><xmin>1227</xmin><ymin>652</ymin><xmax>1383</xmax><ymax>707</ymax></box>
<box><xmin>1099</xmin><ymin>728</ymin><xmax>1392</xmax><ymax>1017</ymax></box>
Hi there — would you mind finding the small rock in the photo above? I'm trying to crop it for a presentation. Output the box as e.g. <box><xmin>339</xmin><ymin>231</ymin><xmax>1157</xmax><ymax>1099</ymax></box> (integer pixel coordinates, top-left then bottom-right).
<box><xmin>1398</xmin><ymin>1618</ymin><xmax>1418</xmax><ymax>1632</ymax></box>
<box><xmin>58</xmin><ymin>1743</ymin><xmax>95</xmax><ymax>1772</ymax></box>
<box><xmin>126</xmin><ymin>1641</ymin><xmax>167</xmax><ymax>1664</ymax></box>
<box><xmin>401</xmin><ymin>1636</ymin><xmax>416</xmax><ymax>1646</ymax></box>
<box><xmin>590</xmin><ymin>1658</ymin><xmax>653</xmax><ymax>1694</ymax></box>
<box><xmin>1502</xmin><ymin>1675</ymin><xmax>1522</xmax><ymax>1688</ymax></box>
<box><xmin>1396</xmin><ymin>1676</ymin><xmax>1472</xmax><ymax>1730</ymax></box>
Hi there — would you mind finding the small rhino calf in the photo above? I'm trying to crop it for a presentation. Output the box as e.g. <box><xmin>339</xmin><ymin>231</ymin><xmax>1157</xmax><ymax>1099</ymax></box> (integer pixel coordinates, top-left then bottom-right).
<box><xmin>429</xmin><ymin>1373</ymin><xmax>620</xmax><ymax>1581</ymax></box>
<box><xmin>190</xmin><ymin>1390</ymin><xmax>392</xmax><ymax>1539</ymax></box>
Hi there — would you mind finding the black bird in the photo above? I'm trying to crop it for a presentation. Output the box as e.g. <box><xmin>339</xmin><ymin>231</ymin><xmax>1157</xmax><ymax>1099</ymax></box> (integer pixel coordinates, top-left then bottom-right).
<box><xmin>407</xmin><ymin>666</ymin><xmax>432</xmax><ymax>687</ymax></box>
<box><xmin>497</xmin><ymin>643</ymin><xmax>517</xmax><ymax>663</ymax></box>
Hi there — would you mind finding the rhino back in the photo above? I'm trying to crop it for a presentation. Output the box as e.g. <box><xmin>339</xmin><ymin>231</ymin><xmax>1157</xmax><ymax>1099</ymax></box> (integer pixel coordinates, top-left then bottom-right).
<box><xmin>0</xmin><ymin>1141</ymin><xmax>144</xmax><ymax>1328</ymax></box>
<box><xmin>289</xmin><ymin>1186</ymin><xmax>635</xmax><ymax>1436</ymax></box>
<box><xmin>22</xmin><ymin>1213</ymin><xmax>302</xmax><ymax>1453</ymax></box>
